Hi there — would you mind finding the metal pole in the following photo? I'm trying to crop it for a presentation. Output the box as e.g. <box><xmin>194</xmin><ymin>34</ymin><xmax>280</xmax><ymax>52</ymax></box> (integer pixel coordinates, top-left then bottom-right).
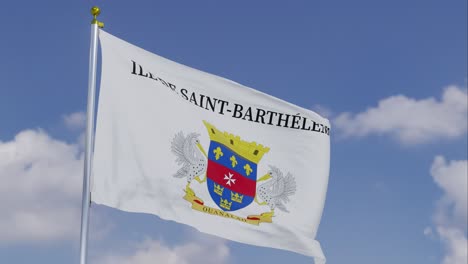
<box><xmin>79</xmin><ymin>6</ymin><xmax>103</xmax><ymax>264</ymax></box>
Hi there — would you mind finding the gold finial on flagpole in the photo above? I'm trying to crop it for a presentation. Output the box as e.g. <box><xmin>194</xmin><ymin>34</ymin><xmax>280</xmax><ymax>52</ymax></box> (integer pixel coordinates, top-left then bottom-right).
<box><xmin>90</xmin><ymin>6</ymin><xmax>104</xmax><ymax>28</ymax></box>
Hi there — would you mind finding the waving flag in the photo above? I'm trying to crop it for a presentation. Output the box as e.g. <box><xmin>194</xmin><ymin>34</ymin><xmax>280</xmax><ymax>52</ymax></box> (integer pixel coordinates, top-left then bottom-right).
<box><xmin>92</xmin><ymin>29</ymin><xmax>331</xmax><ymax>263</ymax></box>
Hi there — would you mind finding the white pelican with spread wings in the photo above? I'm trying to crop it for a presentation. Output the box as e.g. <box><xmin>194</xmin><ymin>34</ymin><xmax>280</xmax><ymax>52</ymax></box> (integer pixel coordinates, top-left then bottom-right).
<box><xmin>255</xmin><ymin>166</ymin><xmax>297</xmax><ymax>215</ymax></box>
<box><xmin>171</xmin><ymin>132</ymin><xmax>208</xmax><ymax>191</ymax></box>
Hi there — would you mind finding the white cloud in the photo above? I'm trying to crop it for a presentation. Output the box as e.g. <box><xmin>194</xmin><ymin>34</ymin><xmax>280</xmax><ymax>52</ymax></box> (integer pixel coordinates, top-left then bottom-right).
<box><xmin>0</xmin><ymin>129</ymin><xmax>83</xmax><ymax>243</ymax></box>
<box><xmin>63</xmin><ymin>111</ymin><xmax>86</xmax><ymax>130</ymax></box>
<box><xmin>437</xmin><ymin>226</ymin><xmax>467</xmax><ymax>264</ymax></box>
<box><xmin>334</xmin><ymin>85</ymin><xmax>467</xmax><ymax>144</ymax></box>
<box><xmin>430</xmin><ymin>156</ymin><xmax>467</xmax><ymax>264</ymax></box>
<box><xmin>95</xmin><ymin>237</ymin><xmax>230</xmax><ymax>264</ymax></box>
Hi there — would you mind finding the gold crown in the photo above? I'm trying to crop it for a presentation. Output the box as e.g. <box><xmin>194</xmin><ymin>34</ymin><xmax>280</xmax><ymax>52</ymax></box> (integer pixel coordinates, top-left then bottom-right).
<box><xmin>203</xmin><ymin>121</ymin><xmax>270</xmax><ymax>164</ymax></box>
<box><xmin>231</xmin><ymin>192</ymin><xmax>243</xmax><ymax>203</ymax></box>
<box><xmin>214</xmin><ymin>184</ymin><xmax>224</xmax><ymax>196</ymax></box>
<box><xmin>220</xmin><ymin>198</ymin><xmax>232</xmax><ymax>210</ymax></box>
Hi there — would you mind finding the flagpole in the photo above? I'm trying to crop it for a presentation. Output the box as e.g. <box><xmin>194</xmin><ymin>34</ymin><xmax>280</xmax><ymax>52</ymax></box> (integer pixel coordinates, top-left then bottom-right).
<box><xmin>79</xmin><ymin>6</ymin><xmax>103</xmax><ymax>264</ymax></box>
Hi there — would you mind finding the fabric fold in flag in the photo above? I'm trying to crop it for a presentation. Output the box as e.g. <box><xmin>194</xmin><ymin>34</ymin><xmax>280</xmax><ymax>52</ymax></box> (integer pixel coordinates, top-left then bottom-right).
<box><xmin>92</xmin><ymin>29</ymin><xmax>330</xmax><ymax>264</ymax></box>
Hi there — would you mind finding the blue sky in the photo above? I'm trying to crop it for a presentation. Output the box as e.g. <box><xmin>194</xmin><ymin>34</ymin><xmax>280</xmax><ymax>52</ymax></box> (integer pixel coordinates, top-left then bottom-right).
<box><xmin>0</xmin><ymin>1</ymin><xmax>466</xmax><ymax>264</ymax></box>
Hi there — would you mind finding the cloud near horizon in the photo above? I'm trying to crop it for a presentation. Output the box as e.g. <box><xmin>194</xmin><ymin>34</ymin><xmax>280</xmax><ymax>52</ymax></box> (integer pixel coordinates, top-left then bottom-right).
<box><xmin>0</xmin><ymin>129</ymin><xmax>83</xmax><ymax>243</ymax></box>
<box><xmin>334</xmin><ymin>85</ymin><xmax>467</xmax><ymax>144</ymax></box>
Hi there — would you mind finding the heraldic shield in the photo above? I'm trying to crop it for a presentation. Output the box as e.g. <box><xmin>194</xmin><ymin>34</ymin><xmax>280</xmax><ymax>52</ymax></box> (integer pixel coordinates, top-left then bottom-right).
<box><xmin>203</xmin><ymin>121</ymin><xmax>270</xmax><ymax>212</ymax></box>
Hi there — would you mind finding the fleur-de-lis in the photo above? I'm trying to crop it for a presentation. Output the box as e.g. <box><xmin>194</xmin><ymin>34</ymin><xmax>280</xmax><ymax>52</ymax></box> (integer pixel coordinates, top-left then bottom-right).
<box><xmin>230</xmin><ymin>155</ymin><xmax>238</xmax><ymax>167</ymax></box>
<box><xmin>213</xmin><ymin>147</ymin><xmax>223</xmax><ymax>160</ymax></box>
<box><xmin>244</xmin><ymin>164</ymin><xmax>253</xmax><ymax>176</ymax></box>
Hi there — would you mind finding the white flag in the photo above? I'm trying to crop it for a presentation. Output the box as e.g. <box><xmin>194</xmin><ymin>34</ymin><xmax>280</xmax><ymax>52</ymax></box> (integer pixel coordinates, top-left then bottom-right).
<box><xmin>92</xmin><ymin>29</ymin><xmax>330</xmax><ymax>263</ymax></box>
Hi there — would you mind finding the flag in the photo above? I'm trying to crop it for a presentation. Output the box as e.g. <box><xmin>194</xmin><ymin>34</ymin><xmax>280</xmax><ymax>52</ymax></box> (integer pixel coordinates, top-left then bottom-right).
<box><xmin>92</xmin><ymin>30</ymin><xmax>330</xmax><ymax>263</ymax></box>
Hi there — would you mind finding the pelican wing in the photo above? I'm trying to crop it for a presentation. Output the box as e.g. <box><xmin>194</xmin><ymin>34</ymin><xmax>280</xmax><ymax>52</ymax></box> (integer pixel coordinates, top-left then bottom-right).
<box><xmin>279</xmin><ymin>173</ymin><xmax>296</xmax><ymax>203</ymax></box>
<box><xmin>270</xmin><ymin>166</ymin><xmax>285</xmax><ymax>197</ymax></box>
<box><xmin>271</xmin><ymin>174</ymin><xmax>285</xmax><ymax>197</ymax></box>
<box><xmin>272</xmin><ymin>172</ymin><xmax>296</xmax><ymax>212</ymax></box>
<box><xmin>171</xmin><ymin>132</ymin><xmax>187</xmax><ymax>165</ymax></box>
<box><xmin>171</xmin><ymin>132</ymin><xmax>198</xmax><ymax>165</ymax></box>
<box><xmin>275</xmin><ymin>201</ymin><xmax>289</xmax><ymax>212</ymax></box>
<box><xmin>174</xmin><ymin>164</ymin><xmax>190</xmax><ymax>178</ymax></box>
<box><xmin>182</xmin><ymin>133</ymin><xmax>200</xmax><ymax>164</ymax></box>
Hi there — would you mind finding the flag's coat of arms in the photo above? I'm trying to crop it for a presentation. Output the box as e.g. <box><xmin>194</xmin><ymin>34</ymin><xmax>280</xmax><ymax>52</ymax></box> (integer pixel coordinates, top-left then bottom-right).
<box><xmin>171</xmin><ymin>120</ymin><xmax>296</xmax><ymax>225</ymax></box>
<box><xmin>204</xmin><ymin>121</ymin><xmax>269</xmax><ymax>211</ymax></box>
